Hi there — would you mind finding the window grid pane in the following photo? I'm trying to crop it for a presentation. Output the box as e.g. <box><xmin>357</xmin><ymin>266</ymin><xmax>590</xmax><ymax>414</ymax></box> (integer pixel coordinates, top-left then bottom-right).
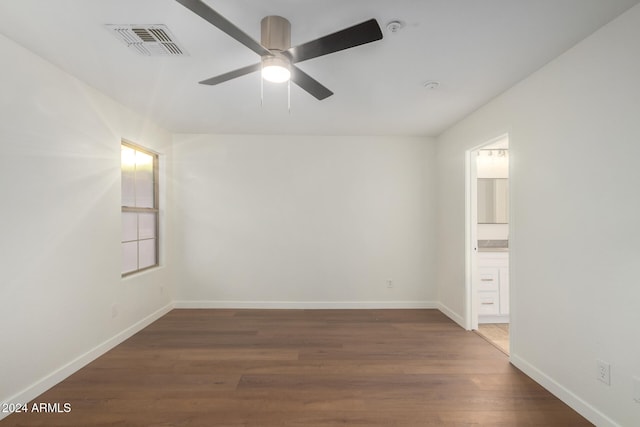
<box><xmin>138</xmin><ymin>238</ymin><xmax>156</xmax><ymax>270</ymax></box>
<box><xmin>121</xmin><ymin>146</ymin><xmax>136</xmax><ymax>207</ymax></box>
<box><xmin>135</xmin><ymin>151</ymin><xmax>154</xmax><ymax>208</ymax></box>
<box><xmin>122</xmin><ymin>241</ymin><xmax>138</xmax><ymax>274</ymax></box>
<box><xmin>138</xmin><ymin>212</ymin><xmax>156</xmax><ymax>240</ymax></box>
<box><xmin>122</xmin><ymin>212</ymin><xmax>138</xmax><ymax>242</ymax></box>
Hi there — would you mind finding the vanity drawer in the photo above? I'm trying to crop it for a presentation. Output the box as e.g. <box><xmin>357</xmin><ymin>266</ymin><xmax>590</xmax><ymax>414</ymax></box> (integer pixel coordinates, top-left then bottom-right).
<box><xmin>478</xmin><ymin>291</ymin><xmax>500</xmax><ymax>315</ymax></box>
<box><xmin>477</xmin><ymin>268</ymin><xmax>499</xmax><ymax>291</ymax></box>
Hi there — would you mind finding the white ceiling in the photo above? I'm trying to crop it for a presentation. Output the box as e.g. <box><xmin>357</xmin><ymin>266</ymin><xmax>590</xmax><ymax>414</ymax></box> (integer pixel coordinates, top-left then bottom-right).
<box><xmin>0</xmin><ymin>0</ymin><xmax>638</xmax><ymax>137</ymax></box>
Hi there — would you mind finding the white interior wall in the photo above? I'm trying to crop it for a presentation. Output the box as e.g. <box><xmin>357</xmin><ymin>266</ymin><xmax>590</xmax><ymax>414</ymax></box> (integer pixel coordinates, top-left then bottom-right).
<box><xmin>477</xmin><ymin>224</ymin><xmax>508</xmax><ymax>241</ymax></box>
<box><xmin>476</xmin><ymin>151</ymin><xmax>509</xmax><ymax>179</ymax></box>
<box><xmin>0</xmin><ymin>33</ymin><xmax>174</xmax><ymax>410</ymax></box>
<box><xmin>171</xmin><ymin>134</ymin><xmax>437</xmax><ymax>308</ymax></box>
<box><xmin>436</xmin><ymin>4</ymin><xmax>640</xmax><ymax>426</ymax></box>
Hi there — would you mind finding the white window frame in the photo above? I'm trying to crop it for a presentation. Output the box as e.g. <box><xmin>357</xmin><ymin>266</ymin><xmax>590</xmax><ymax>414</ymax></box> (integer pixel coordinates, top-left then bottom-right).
<box><xmin>121</xmin><ymin>140</ymin><xmax>159</xmax><ymax>276</ymax></box>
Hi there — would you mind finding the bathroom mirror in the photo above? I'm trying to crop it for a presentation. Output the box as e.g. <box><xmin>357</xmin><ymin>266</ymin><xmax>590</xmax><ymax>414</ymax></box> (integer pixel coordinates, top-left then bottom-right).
<box><xmin>478</xmin><ymin>178</ymin><xmax>509</xmax><ymax>224</ymax></box>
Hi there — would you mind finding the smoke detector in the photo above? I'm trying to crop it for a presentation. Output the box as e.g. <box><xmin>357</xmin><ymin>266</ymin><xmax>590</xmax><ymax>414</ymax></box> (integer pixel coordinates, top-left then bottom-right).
<box><xmin>386</xmin><ymin>20</ymin><xmax>404</xmax><ymax>33</ymax></box>
<box><xmin>105</xmin><ymin>24</ymin><xmax>187</xmax><ymax>56</ymax></box>
<box><xmin>423</xmin><ymin>80</ymin><xmax>440</xmax><ymax>90</ymax></box>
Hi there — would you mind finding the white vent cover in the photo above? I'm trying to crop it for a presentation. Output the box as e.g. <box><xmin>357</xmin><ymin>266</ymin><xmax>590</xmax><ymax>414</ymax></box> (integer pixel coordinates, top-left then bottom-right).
<box><xmin>106</xmin><ymin>24</ymin><xmax>187</xmax><ymax>56</ymax></box>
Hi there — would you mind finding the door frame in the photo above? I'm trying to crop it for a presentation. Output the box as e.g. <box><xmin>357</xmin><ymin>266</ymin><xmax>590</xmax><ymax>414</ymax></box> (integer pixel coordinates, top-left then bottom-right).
<box><xmin>465</xmin><ymin>133</ymin><xmax>509</xmax><ymax>331</ymax></box>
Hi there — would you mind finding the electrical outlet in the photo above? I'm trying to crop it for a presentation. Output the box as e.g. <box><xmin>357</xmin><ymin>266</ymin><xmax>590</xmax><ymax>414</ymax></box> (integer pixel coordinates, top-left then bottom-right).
<box><xmin>633</xmin><ymin>376</ymin><xmax>640</xmax><ymax>404</ymax></box>
<box><xmin>386</xmin><ymin>280</ymin><xmax>394</xmax><ymax>289</ymax></box>
<box><xmin>597</xmin><ymin>359</ymin><xmax>611</xmax><ymax>385</ymax></box>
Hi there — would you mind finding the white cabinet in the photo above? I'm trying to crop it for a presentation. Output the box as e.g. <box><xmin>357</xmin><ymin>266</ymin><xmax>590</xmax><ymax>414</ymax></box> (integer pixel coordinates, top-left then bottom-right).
<box><xmin>477</xmin><ymin>252</ymin><xmax>509</xmax><ymax>323</ymax></box>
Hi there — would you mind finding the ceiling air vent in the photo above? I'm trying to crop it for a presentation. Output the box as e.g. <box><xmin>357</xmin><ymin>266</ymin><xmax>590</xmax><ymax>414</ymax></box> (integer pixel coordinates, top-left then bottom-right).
<box><xmin>105</xmin><ymin>24</ymin><xmax>187</xmax><ymax>56</ymax></box>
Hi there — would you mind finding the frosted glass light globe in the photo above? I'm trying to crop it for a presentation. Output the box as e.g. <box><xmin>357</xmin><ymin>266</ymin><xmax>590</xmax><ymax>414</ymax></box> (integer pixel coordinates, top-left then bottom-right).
<box><xmin>262</xmin><ymin>57</ymin><xmax>290</xmax><ymax>83</ymax></box>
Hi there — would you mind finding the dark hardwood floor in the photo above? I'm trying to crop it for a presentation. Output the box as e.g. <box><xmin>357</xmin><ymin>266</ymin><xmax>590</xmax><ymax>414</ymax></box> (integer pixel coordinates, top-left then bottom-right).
<box><xmin>2</xmin><ymin>309</ymin><xmax>592</xmax><ymax>426</ymax></box>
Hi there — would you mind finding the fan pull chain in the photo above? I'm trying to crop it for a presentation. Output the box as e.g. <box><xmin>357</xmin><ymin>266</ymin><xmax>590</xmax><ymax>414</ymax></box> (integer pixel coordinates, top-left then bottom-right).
<box><xmin>260</xmin><ymin>64</ymin><xmax>264</xmax><ymax>108</ymax></box>
<box><xmin>287</xmin><ymin>79</ymin><xmax>291</xmax><ymax>114</ymax></box>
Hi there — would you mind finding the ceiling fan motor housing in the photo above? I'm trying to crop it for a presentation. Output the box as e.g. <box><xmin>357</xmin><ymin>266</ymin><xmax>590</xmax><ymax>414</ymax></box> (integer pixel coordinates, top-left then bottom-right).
<box><xmin>261</xmin><ymin>15</ymin><xmax>291</xmax><ymax>52</ymax></box>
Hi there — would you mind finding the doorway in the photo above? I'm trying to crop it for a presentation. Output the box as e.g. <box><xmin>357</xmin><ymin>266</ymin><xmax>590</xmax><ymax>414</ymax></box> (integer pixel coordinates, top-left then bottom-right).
<box><xmin>467</xmin><ymin>134</ymin><xmax>510</xmax><ymax>354</ymax></box>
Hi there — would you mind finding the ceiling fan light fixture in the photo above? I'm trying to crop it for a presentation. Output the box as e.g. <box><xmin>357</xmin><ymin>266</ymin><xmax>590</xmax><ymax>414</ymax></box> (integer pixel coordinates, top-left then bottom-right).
<box><xmin>262</xmin><ymin>56</ymin><xmax>291</xmax><ymax>83</ymax></box>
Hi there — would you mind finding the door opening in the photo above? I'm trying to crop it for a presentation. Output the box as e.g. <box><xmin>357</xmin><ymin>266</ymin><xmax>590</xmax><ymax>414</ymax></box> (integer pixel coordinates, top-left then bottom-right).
<box><xmin>466</xmin><ymin>134</ymin><xmax>510</xmax><ymax>354</ymax></box>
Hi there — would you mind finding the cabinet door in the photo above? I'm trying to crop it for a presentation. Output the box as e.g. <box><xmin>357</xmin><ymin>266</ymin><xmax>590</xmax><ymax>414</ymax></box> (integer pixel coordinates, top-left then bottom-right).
<box><xmin>477</xmin><ymin>267</ymin><xmax>499</xmax><ymax>291</ymax></box>
<box><xmin>499</xmin><ymin>267</ymin><xmax>509</xmax><ymax>315</ymax></box>
<box><xmin>478</xmin><ymin>291</ymin><xmax>500</xmax><ymax>315</ymax></box>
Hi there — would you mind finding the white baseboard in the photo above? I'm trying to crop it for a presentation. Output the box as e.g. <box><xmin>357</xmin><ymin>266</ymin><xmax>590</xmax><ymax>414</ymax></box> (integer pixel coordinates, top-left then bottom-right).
<box><xmin>510</xmin><ymin>353</ymin><xmax>620</xmax><ymax>427</ymax></box>
<box><xmin>478</xmin><ymin>314</ymin><xmax>509</xmax><ymax>324</ymax></box>
<box><xmin>174</xmin><ymin>300</ymin><xmax>438</xmax><ymax>310</ymax></box>
<box><xmin>0</xmin><ymin>302</ymin><xmax>174</xmax><ymax>421</ymax></box>
<box><xmin>437</xmin><ymin>302</ymin><xmax>467</xmax><ymax>329</ymax></box>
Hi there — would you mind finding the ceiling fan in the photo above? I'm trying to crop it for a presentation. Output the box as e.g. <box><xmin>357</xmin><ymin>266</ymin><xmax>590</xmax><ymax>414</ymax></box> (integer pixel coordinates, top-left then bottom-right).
<box><xmin>176</xmin><ymin>0</ymin><xmax>384</xmax><ymax>100</ymax></box>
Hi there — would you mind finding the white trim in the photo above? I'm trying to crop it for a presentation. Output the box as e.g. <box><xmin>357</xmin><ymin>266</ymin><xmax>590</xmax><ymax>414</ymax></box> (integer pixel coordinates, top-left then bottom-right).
<box><xmin>478</xmin><ymin>314</ymin><xmax>509</xmax><ymax>324</ymax></box>
<box><xmin>510</xmin><ymin>354</ymin><xmax>620</xmax><ymax>427</ymax></box>
<box><xmin>437</xmin><ymin>302</ymin><xmax>466</xmax><ymax>329</ymax></box>
<box><xmin>0</xmin><ymin>303</ymin><xmax>174</xmax><ymax>421</ymax></box>
<box><xmin>173</xmin><ymin>300</ymin><xmax>438</xmax><ymax>310</ymax></box>
<box><xmin>465</xmin><ymin>148</ymin><xmax>477</xmax><ymax>330</ymax></box>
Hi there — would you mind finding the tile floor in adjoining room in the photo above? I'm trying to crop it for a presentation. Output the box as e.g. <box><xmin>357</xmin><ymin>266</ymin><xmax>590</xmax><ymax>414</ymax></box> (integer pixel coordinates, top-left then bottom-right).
<box><xmin>477</xmin><ymin>323</ymin><xmax>509</xmax><ymax>355</ymax></box>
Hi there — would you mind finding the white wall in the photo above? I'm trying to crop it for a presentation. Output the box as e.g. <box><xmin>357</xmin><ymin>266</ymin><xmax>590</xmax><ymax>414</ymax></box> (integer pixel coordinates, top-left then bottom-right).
<box><xmin>0</xmin><ymin>33</ymin><xmax>174</xmax><ymax>410</ymax></box>
<box><xmin>477</xmin><ymin>150</ymin><xmax>509</xmax><ymax>179</ymax></box>
<box><xmin>172</xmin><ymin>134</ymin><xmax>436</xmax><ymax>308</ymax></box>
<box><xmin>477</xmin><ymin>224</ymin><xmax>508</xmax><ymax>241</ymax></box>
<box><xmin>436</xmin><ymin>4</ymin><xmax>640</xmax><ymax>426</ymax></box>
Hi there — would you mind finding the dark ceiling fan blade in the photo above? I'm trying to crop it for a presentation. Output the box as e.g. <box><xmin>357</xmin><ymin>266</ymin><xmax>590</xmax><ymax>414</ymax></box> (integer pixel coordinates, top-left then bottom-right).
<box><xmin>198</xmin><ymin>63</ymin><xmax>261</xmax><ymax>85</ymax></box>
<box><xmin>290</xmin><ymin>66</ymin><xmax>333</xmax><ymax>100</ymax></box>
<box><xmin>176</xmin><ymin>0</ymin><xmax>272</xmax><ymax>57</ymax></box>
<box><xmin>286</xmin><ymin>19</ymin><xmax>383</xmax><ymax>64</ymax></box>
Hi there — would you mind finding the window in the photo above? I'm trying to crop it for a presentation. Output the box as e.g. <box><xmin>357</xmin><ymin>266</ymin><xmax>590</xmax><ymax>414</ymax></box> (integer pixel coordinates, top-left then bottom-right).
<box><xmin>121</xmin><ymin>141</ymin><xmax>159</xmax><ymax>275</ymax></box>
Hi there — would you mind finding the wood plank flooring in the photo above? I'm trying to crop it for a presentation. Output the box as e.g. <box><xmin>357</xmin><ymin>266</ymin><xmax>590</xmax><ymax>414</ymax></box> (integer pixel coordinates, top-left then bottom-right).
<box><xmin>2</xmin><ymin>309</ymin><xmax>591</xmax><ymax>426</ymax></box>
